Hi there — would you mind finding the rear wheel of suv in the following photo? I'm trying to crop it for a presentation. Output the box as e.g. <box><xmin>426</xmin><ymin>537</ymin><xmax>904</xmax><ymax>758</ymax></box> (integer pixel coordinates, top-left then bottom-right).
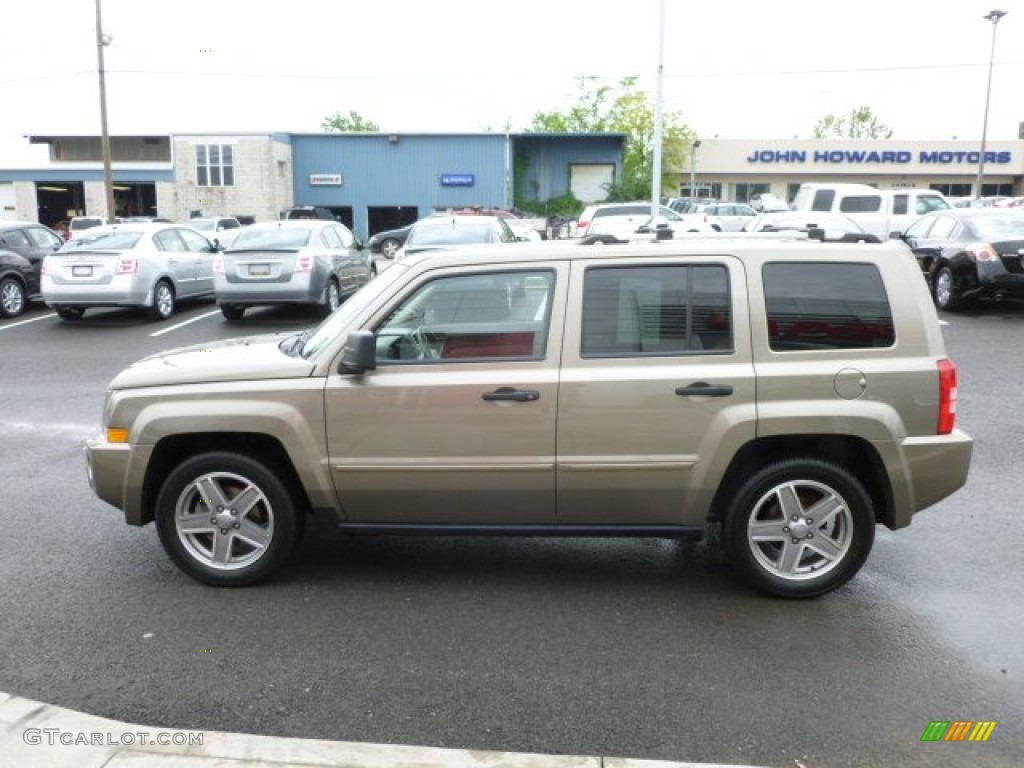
<box><xmin>723</xmin><ymin>459</ymin><xmax>875</xmax><ymax>598</ymax></box>
<box><xmin>155</xmin><ymin>452</ymin><xmax>302</xmax><ymax>586</ymax></box>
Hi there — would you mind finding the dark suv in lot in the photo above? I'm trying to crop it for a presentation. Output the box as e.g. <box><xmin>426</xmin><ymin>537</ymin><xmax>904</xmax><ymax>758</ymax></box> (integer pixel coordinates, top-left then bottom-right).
<box><xmin>86</xmin><ymin>238</ymin><xmax>972</xmax><ymax>597</ymax></box>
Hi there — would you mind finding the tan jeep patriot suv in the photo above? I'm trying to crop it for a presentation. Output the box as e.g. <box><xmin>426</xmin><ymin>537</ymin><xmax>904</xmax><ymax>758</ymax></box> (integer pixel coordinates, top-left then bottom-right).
<box><xmin>86</xmin><ymin>238</ymin><xmax>973</xmax><ymax>597</ymax></box>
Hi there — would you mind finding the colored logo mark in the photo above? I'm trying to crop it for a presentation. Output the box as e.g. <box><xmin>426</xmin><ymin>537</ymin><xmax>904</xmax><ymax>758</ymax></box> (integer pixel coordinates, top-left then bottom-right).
<box><xmin>921</xmin><ymin>720</ymin><xmax>997</xmax><ymax>742</ymax></box>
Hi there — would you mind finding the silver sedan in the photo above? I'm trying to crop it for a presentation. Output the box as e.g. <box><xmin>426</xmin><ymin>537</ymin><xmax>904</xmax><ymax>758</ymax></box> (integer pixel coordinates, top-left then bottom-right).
<box><xmin>41</xmin><ymin>223</ymin><xmax>219</xmax><ymax>321</ymax></box>
<box><xmin>214</xmin><ymin>220</ymin><xmax>372</xmax><ymax>321</ymax></box>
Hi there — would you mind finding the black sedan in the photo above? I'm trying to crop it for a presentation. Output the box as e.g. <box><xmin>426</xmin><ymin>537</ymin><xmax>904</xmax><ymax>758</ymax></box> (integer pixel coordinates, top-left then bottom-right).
<box><xmin>898</xmin><ymin>209</ymin><xmax>1024</xmax><ymax>311</ymax></box>
<box><xmin>367</xmin><ymin>223</ymin><xmax>414</xmax><ymax>259</ymax></box>
<box><xmin>0</xmin><ymin>221</ymin><xmax>64</xmax><ymax>317</ymax></box>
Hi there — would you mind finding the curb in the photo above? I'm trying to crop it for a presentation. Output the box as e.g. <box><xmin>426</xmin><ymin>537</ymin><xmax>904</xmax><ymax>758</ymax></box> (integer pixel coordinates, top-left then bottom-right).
<box><xmin>0</xmin><ymin>691</ymin><xmax>764</xmax><ymax>768</ymax></box>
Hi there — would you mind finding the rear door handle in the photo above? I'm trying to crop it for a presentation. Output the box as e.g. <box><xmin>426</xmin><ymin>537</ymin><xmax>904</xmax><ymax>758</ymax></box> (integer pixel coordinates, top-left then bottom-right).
<box><xmin>675</xmin><ymin>382</ymin><xmax>734</xmax><ymax>397</ymax></box>
<box><xmin>482</xmin><ymin>387</ymin><xmax>540</xmax><ymax>402</ymax></box>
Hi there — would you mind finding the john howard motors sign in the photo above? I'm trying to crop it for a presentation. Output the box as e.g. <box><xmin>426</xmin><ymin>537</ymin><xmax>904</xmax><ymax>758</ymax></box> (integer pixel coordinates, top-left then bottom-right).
<box><xmin>746</xmin><ymin>148</ymin><xmax>1013</xmax><ymax>165</ymax></box>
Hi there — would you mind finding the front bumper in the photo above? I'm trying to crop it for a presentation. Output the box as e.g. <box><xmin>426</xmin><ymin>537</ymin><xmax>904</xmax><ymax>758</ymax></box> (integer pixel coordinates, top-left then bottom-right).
<box><xmin>85</xmin><ymin>436</ymin><xmax>149</xmax><ymax>526</ymax></box>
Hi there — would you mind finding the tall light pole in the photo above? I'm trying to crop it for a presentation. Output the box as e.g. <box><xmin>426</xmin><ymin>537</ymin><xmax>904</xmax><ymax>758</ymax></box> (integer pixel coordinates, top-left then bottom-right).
<box><xmin>689</xmin><ymin>139</ymin><xmax>701</xmax><ymax>199</ymax></box>
<box><xmin>651</xmin><ymin>0</ymin><xmax>666</xmax><ymax>219</ymax></box>
<box><xmin>975</xmin><ymin>9</ymin><xmax>1007</xmax><ymax>199</ymax></box>
<box><xmin>95</xmin><ymin>0</ymin><xmax>116</xmax><ymax>223</ymax></box>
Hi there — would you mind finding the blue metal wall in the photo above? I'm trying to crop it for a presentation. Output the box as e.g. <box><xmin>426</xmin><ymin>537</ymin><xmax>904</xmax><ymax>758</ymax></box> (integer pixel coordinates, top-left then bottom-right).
<box><xmin>514</xmin><ymin>135</ymin><xmax>624</xmax><ymax>203</ymax></box>
<box><xmin>290</xmin><ymin>133</ymin><xmax>624</xmax><ymax>239</ymax></box>
<box><xmin>291</xmin><ymin>134</ymin><xmax>510</xmax><ymax>237</ymax></box>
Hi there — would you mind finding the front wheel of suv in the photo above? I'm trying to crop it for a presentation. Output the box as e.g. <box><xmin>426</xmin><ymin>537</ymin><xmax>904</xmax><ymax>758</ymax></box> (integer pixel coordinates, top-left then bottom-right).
<box><xmin>155</xmin><ymin>452</ymin><xmax>302</xmax><ymax>586</ymax></box>
<box><xmin>723</xmin><ymin>459</ymin><xmax>875</xmax><ymax>598</ymax></box>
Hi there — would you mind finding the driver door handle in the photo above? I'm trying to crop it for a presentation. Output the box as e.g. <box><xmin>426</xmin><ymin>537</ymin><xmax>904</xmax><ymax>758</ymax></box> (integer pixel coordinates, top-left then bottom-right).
<box><xmin>675</xmin><ymin>382</ymin><xmax>734</xmax><ymax>397</ymax></box>
<box><xmin>482</xmin><ymin>387</ymin><xmax>540</xmax><ymax>402</ymax></box>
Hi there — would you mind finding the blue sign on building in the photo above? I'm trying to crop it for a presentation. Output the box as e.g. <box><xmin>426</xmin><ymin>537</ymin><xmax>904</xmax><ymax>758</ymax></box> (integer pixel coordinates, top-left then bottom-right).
<box><xmin>441</xmin><ymin>173</ymin><xmax>475</xmax><ymax>187</ymax></box>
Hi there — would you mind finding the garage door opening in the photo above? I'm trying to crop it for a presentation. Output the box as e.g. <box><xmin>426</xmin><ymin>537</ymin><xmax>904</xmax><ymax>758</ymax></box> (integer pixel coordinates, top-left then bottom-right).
<box><xmin>368</xmin><ymin>206</ymin><xmax>418</xmax><ymax>236</ymax></box>
<box><xmin>35</xmin><ymin>182</ymin><xmax>86</xmax><ymax>230</ymax></box>
<box><xmin>115</xmin><ymin>183</ymin><xmax>158</xmax><ymax>219</ymax></box>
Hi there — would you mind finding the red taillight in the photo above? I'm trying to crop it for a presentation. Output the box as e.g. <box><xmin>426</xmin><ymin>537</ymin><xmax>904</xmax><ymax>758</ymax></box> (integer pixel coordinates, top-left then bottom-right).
<box><xmin>213</xmin><ymin>254</ymin><xmax>224</xmax><ymax>274</ymax></box>
<box><xmin>967</xmin><ymin>243</ymin><xmax>998</xmax><ymax>262</ymax></box>
<box><xmin>937</xmin><ymin>358</ymin><xmax>958</xmax><ymax>435</ymax></box>
<box><xmin>116</xmin><ymin>258</ymin><xmax>137</xmax><ymax>274</ymax></box>
<box><xmin>297</xmin><ymin>254</ymin><xmax>313</xmax><ymax>272</ymax></box>
<box><xmin>577</xmin><ymin>220</ymin><xmax>590</xmax><ymax>234</ymax></box>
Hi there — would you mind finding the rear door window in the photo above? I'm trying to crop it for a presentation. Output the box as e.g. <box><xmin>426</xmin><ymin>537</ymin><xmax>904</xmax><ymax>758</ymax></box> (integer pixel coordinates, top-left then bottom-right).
<box><xmin>581</xmin><ymin>264</ymin><xmax>732</xmax><ymax>356</ymax></box>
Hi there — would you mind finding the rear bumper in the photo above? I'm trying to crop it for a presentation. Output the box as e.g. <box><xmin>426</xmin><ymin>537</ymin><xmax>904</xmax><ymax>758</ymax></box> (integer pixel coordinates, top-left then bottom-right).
<box><xmin>215</xmin><ymin>275</ymin><xmax>322</xmax><ymax>305</ymax></box>
<box><xmin>890</xmin><ymin>429</ymin><xmax>973</xmax><ymax>528</ymax></box>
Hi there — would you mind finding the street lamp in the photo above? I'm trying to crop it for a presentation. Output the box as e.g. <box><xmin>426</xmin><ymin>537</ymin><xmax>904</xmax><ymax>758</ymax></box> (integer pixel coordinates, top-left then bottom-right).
<box><xmin>689</xmin><ymin>140</ymin><xmax>702</xmax><ymax>199</ymax></box>
<box><xmin>95</xmin><ymin>0</ymin><xmax>116</xmax><ymax>223</ymax></box>
<box><xmin>975</xmin><ymin>9</ymin><xmax>1008</xmax><ymax>199</ymax></box>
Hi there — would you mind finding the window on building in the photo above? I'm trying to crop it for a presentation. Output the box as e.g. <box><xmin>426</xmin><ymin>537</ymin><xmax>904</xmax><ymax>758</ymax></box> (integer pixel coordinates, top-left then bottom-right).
<box><xmin>930</xmin><ymin>183</ymin><xmax>972</xmax><ymax>197</ymax></box>
<box><xmin>196</xmin><ymin>144</ymin><xmax>235</xmax><ymax>187</ymax></box>
<box><xmin>733</xmin><ymin>183</ymin><xmax>771</xmax><ymax>204</ymax></box>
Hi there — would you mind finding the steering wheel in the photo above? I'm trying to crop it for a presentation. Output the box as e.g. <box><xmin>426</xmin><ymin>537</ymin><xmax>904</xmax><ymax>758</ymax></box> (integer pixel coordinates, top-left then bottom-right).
<box><xmin>408</xmin><ymin>325</ymin><xmax>439</xmax><ymax>360</ymax></box>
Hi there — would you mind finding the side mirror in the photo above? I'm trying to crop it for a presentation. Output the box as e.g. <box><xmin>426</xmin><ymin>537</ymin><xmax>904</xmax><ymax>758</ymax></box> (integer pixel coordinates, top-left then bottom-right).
<box><xmin>888</xmin><ymin>231</ymin><xmax>904</xmax><ymax>240</ymax></box>
<box><xmin>339</xmin><ymin>330</ymin><xmax>376</xmax><ymax>374</ymax></box>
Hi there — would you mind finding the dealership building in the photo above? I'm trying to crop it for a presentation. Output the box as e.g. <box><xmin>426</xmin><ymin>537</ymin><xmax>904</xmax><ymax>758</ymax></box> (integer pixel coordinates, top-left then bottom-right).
<box><xmin>1</xmin><ymin>133</ymin><xmax>1021</xmax><ymax>237</ymax></box>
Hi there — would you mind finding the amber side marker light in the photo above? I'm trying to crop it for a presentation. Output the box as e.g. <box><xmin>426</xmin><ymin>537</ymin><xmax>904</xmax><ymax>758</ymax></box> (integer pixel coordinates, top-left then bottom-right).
<box><xmin>106</xmin><ymin>428</ymin><xmax>129</xmax><ymax>443</ymax></box>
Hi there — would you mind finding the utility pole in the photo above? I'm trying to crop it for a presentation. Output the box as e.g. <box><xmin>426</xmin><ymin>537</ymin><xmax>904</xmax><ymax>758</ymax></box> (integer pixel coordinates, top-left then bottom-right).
<box><xmin>95</xmin><ymin>0</ymin><xmax>116</xmax><ymax>223</ymax></box>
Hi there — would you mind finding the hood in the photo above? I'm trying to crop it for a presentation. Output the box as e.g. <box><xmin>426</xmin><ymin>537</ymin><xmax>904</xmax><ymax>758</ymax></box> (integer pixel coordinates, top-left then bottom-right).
<box><xmin>110</xmin><ymin>333</ymin><xmax>317</xmax><ymax>390</ymax></box>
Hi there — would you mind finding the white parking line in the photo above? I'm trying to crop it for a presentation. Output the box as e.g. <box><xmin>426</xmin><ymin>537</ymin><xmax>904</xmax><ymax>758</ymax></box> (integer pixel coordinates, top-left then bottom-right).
<box><xmin>0</xmin><ymin>312</ymin><xmax>57</xmax><ymax>331</ymax></box>
<box><xmin>149</xmin><ymin>309</ymin><xmax>221</xmax><ymax>337</ymax></box>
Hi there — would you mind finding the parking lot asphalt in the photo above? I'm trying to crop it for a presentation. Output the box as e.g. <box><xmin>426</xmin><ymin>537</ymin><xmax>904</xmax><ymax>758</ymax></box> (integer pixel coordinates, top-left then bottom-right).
<box><xmin>1</xmin><ymin>295</ymin><xmax>1022</xmax><ymax>768</ymax></box>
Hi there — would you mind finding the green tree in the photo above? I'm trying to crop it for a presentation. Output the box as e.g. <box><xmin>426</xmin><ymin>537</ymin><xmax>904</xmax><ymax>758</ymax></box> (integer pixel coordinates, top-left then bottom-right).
<box><xmin>812</xmin><ymin>106</ymin><xmax>893</xmax><ymax>139</ymax></box>
<box><xmin>321</xmin><ymin>110</ymin><xmax>380</xmax><ymax>132</ymax></box>
<box><xmin>528</xmin><ymin>77</ymin><xmax>695</xmax><ymax>202</ymax></box>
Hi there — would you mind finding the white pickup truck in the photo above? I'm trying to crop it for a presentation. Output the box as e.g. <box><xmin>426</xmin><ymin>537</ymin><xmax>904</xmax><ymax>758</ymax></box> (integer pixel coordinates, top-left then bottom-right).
<box><xmin>790</xmin><ymin>183</ymin><xmax>951</xmax><ymax>240</ymax></box>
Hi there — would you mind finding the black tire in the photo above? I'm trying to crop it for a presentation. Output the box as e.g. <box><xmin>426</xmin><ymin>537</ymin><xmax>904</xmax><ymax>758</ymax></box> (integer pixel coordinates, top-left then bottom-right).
<box><xmin>319</xmin><ymin>278</ymin><xmax>341</xmax><ymax>318</ymax></box>
<box><xmin>55</xmin><ymin>306</ymin><xmax>85</xmax><ymax>321</ymax></box>
<box><xmin>148</xmin><ymin>279</ymin><xmax>176</xmax><ymax>321</ymax></box>
<box><xmin>931</xmin><ymin>265</ymin><xmax>963</xmax><ymax>311</ymax></box>
<box><xmin>0</xmin><ymin>276</ymin><xmax>26</xmax><ymax>318</ymax></box>
<box><xmin>155</xmin><ymin>452</ymin><xmax>302</xmax><ymax>586</ymax></box>
<box><xmin>220</xmin><ymin>304</ymin><xmax>246</xmax><ymax>321</ymax></box>
<box><xmin>722</xmin><ymin>458</ymin><xmax>875</xmax><ymax>598</ymax></box>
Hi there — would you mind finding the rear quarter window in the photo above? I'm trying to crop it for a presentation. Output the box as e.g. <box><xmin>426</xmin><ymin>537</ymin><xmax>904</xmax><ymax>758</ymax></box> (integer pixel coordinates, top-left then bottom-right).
<box><xmin>763</xmin><ymin>262</ymin><xmax>894</xmax><ymax>351</ymax></box>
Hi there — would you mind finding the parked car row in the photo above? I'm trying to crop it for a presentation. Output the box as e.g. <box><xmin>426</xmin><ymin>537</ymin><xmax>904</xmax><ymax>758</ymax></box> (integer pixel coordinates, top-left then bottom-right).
<box><xmin>15</xmin><ymin>219</ymin><xmax>374</xmax><ymax>323</ymax></box>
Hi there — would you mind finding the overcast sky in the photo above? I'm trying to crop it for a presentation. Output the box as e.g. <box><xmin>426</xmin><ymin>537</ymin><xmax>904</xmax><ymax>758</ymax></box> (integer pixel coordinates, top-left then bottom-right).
<box><xmin>2</xmin><ymin>0</ymin><xmax>1023</xmax><ymax>165</ymax></box>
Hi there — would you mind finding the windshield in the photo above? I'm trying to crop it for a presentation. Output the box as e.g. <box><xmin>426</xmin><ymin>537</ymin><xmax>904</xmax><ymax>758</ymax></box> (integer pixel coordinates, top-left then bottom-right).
<box><xmin>230</xmin><ymin>227</ymin><xmax>312</xmax><ymax>250</ymax></box>
<box><xmin>60</xmin><ymin>230</ymin><xmax>143</xmax><ymax>250</ymax></box>
<box><xmin>189</xmin><ymin>220</ymin><xmax>216</xmax><ymax>231</ymax></box>
<box><xmin>299</xmin><ymin>263</ymin><xmax>409</xmax><ymax>359</ymax></box>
